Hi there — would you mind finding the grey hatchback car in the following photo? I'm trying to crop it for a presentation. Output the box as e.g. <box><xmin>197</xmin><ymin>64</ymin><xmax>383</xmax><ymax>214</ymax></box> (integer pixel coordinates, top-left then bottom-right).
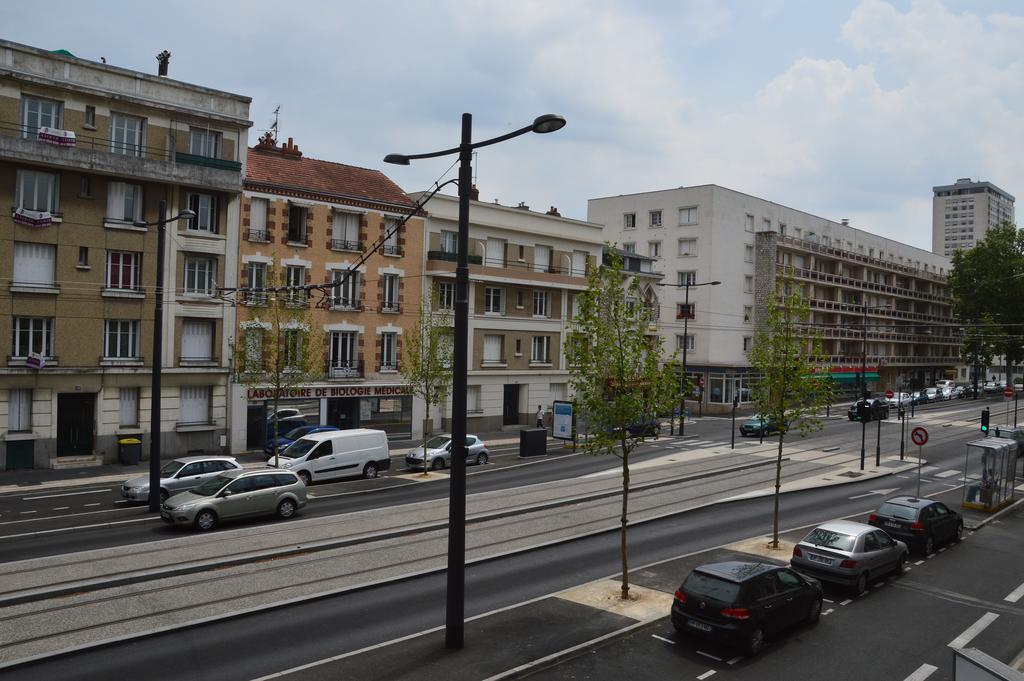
<box><xmin>790</xmin><ymin>519</ymin><xmax>908</xmax><ymax>594</ymax></box>
<box><xmin>160</xmin><ymin>468</ymin><xmax>307</xmax><ymax>531</ymax></box>
<box><xmin>122</xmin><ymin>455</ymin><xmax>241</xmax><ymax>503</ymax></box>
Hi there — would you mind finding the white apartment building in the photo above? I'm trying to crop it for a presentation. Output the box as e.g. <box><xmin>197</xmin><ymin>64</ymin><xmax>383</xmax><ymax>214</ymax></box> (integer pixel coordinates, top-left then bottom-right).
<box><xmin>932</xmin><ymin>178</ymin><xmax>1015</xmax><ymax>257</ymax></box>
<box><xmin>589</xmin><ymin>185</ymin><xmax>958</xmax><ymax>412</ymax></box>
<box><xmin>412</xmin><ymin>193</ymin><xmax>604</xmax><ymax>431</ymax></box>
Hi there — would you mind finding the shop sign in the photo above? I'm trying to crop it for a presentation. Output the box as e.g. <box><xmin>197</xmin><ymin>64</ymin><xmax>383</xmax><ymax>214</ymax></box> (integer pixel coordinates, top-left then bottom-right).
<box><xmin>247</xmin><ymin>384</ymin><xmax>410</xmax><ymax>400</ymax></box>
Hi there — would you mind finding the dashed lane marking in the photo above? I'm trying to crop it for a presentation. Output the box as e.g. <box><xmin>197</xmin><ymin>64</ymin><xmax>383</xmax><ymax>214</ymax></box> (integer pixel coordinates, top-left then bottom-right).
<box><xmin>696</xmin><ymin>651</ymin><xmax>723</xmax><ymax>662</ymax></box>
<box><xmin>697</xmin><ymin>671</ymin><xmax>716</xmax><ymax>680</ymax></box>
<box><xmin>652</xmin><ymin>635</ymin><xmax>674</xmax><ymax>644</ymax></box>
<box><xmin>52</xmin><ymin>506</ymin><xmax>69</xmax><ymax>511</ymax></box>
<box><xmin>840</xmin><ymin>599</ymin><xmax>853</xmax><ymax>606</ymax></box>
<box><xmin>935</xmin><ymin>469</ymin><xmax>960</xmax><ymax>478</ymax></box>
<box><xmin>21</xmin><ymin>488</ymin><xmax>111</xmax><ymax>501</ymax></box>
<box><xmin>915</xmin><ymin>560</ymin><xmax>925</xmax><ymax>565</ymax></box>
<box><xmin>903</xmin><ymin>663</ymin><xmax>938</xmax><ymax>681</ymax></box>
<box><xmin>726</xmin><ymin>657</ymin><xmax>742</xmax><ymax>665</ymax></box>
<box><xmin>1004</xmin><ymin>580</ymin><xmax>1024</xmax><ymax>603</ymax></box>
<box><xmin>84</xmin><ymin>502</ymin><xmax>101</xmax><ymax>507</ymax></box>
<box><xmin>18</xmin><ymin>510</ymin><xmax>36</xmax><ymax>515</ymax></box>
<box><xmin>823</xmin><ymin>608</ymin><xmax>835</xmax><ymax>616</ymax></box>
<box><xmin>948</xmin><ymin>612</ymin><xmax>999</xmax><ymax>649</ymax></box>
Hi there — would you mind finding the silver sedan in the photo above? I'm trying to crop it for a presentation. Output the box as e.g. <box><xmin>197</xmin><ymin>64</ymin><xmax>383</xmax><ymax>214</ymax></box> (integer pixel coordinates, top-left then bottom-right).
<box><xmin>121</xmin><ymin>455</ymin><xmax>241</xmax><ymax>503</ymax></box>
<box><xmin>405</xmin><ymin>435</ymin><xmax>489</xmax><ymax>470</ymax></box>
<box><xmin>790</xmin><ymin>519</ymin><xmax>907</xmax><ymax>594</ymax></box>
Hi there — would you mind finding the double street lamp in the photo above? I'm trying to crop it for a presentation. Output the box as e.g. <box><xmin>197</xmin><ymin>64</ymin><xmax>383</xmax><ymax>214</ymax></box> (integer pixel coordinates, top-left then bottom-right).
<box><xmin>385</xmin><ymin>113</ymin><xmax>566</xmax><ymax>649</ymax></box>
<box><xmin>135</xmin><ymin>200</ymin><xmax>195</xmax><ymax>513</ymax></box>
<box><xmin>658</xmin><ymin>279</ymin><xmax>721</xmax><ymax>435</ymax></box>
<box><xmin>856</xmin><ymin>303</ymin><xmax>891</xmax><ymax>470</ymax></box>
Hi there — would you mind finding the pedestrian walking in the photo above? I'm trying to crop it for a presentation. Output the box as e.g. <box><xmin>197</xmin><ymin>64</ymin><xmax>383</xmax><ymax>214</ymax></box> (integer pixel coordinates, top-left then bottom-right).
<box><xmin>536</xmin><ymin>405</ymin><xmax>545</xmax><ymax>428</ymax></box>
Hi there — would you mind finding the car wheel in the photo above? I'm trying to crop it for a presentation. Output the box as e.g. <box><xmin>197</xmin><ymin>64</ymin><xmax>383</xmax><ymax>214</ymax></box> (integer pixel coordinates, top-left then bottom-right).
<box><xmin>807</xmin><ymin>596</ymin><xmax>822</xmax><ymax>624</ymax></box>
<box><xmin>923</xmin><ymin>534</ymin><xmax>935</xmax><ymax>555</ymax></box>
<box><xmin>894</xmin><ymin>552</ymin><xmax>906</xmax><ymax>577</ymax></box>
<box><xmin>855</xmin><ymin>571</ymin><xmax>869</xmax><ymax>595</ymax></box>
<box><xmin>475</xmin><ymin>452</ymin><xmax>489</xmax><ymax>465</ymax></box>
<box><xmin>277</xmin><ymin>498</ymin><xmax>297</xmax><ymax>520</ymax></box>
<box><xmin>194</xmin><ymin>510</ymin><xmax>217</xmax><ymax>532</ymax></box>
<box><xmin>954</xmin><ymin>521</ymin><xmax>964</xmax><ymax>542</ymax></box>
<box><xmin>297</xmin><ymin>471</ymin><xmax>312</xmax><ymax>487</ymax></box>
<box><xmin>431</xmin><ymin>457</ymin><xmax>446</xmax><ymax>471</ymax></box>
<box><xmin>362</xmin><ymin>461</ymin><xmax>379</xmax><ymax>479</ymax></box>
<box><xmin>159</xmin><ymin>489</ymin><xmax>169</xmax><ymax>504</ymax></box>
<box><xmin>745</xmin><ymin>626</ymin><xmax>765</xmax><ymax>656</ymax></box>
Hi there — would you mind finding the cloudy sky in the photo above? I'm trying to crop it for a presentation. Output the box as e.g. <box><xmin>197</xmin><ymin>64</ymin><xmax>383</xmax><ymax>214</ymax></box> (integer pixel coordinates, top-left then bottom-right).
<box><xmin>4</xmin><ymin>0</ymin><xmax>1021</xmax><ymax>250</ymax></box>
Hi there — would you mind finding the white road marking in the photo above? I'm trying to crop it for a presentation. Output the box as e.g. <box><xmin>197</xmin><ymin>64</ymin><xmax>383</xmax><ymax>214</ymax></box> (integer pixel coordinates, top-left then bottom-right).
<box><xmin>651</xmin><ymin>634</ymin><xmax>675</xmax><ymax>644</ymax></box>
<box><xmin>696</xmin><ymin>650</ymin><xmax>723</xmax><ymax>662</ymax></box>
<box><xmin>948</xmin><ymin>612</ymin><xmax>999</xmax><ymax>649</ymax></box>
<box><xmin>726</xmin><ymin>656</ymin><xmax>742</xmax><ymax>665</ymax></box>
<box><xmin>51</xmin><ymin>506</ymin><xmax>69</xmax><ymax>511</ymax></box>
<box><xmin>935</xmin><ymin>470</ymin><xmax>959</xmax><ymax>478</ymax></box>
<box><xmin>840</xmin><ymin>599</ymin><xmax>853</xmax><ymax>606</ymax></box>
<box><xmin>822</xmin><ymin>608</ymin><xmax>835</xmax><ymax>616</ymax></box>
<box><xmin>919</xmin><ymin>466</ymin><xmax>939</xmax><ymax>474</ymax></box>
<box><xmin>697</xmin><ymin>671</ymin><xmax>716</xmax><ymax>680</ymax></box>
<box><xmin>84</xmin><ymin>502</ymin><xmax>101</xmax><ymax>507</ymax></box>
<box><xmin>823</xmin><ymin>598</ymin><xmax>834</xmax><ymax>603</ymax></box>
<box><xmin>1004</xmin><ymin>581</ymin><xmax>1024</xmax><ymax>603</ymax></box>
<box><xmin>18</xmin><ymin>510</ymin><xmax>36</xmax><ymax>515</ymax></box>
<box><xmin>915</xmin><ymin>560</ymin><xmax>925</xmax><ymax>565</ymax></box>
<box><xmin>903</xmin><ymin>663</ymin><xmax>938</xmax><ymax>681</ymax></box>
<box><xmin>895</xmin><ymin>474</ymin><xmax>910</xmax><ymax>479</ymax></box>
<box><xmin>873</xmin><ymin>583</ymin><xmax>885</xmax><ymax>589</ymax></box>
<box><xmin>938</xmin><ymin>547</ymin><xmax>946</xmax><ymax>553</ymax></box>
<box><xmin>21</xmin><ymin>489</ymin><xmax>111</xmax><ymax>501</ymax></box>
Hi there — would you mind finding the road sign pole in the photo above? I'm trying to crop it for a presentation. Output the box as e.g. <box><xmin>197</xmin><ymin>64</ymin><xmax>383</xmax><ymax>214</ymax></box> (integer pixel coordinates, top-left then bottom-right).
<box><xmin>875</xmin><ymin>414</ymin><xmax>882</xmax><ymax>467</ymax></box>
<box><xmin>899</xmin><ymin>408</ymin><xmax>905</xmax><ymax>460</ymax></box>
<box><xmin>916</xmin><ymin>444</ymin><xmax>922</xmax><ymax>497</ymax></box>
<box><xmin>1016</xmin><ymin>392</ymin><xmax>1019</xmax><ymax>428</ymax></box>
<box><xmin>860</xmin><ymin>418</ymin><xmax>866</xmax><ymax>470</ymax></box>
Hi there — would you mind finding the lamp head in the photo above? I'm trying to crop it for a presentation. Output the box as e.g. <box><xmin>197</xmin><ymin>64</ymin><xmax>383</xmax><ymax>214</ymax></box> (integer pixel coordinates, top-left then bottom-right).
<box><xmin>384</xmin><ymin>154</ymin><xmax>410</xmax><ymax>165</ymax></box>
<box><xmin>531</xmin><ymin>114</ymin><xmax>566</xmax><ymax>134</ymax></box>
<box><xmin>178</xmin><ymin>209</ymin><xmax>196</xmax><ymax>220</ymax></box>
<box><xmin>710</xmin><ymin>280</ymin><xmax>722</xmax><ymax>285</ymax></box>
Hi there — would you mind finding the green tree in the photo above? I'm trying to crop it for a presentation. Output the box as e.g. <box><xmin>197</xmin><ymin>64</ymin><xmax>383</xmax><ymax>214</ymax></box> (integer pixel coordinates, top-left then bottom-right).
<box><xmin>232</xmin><ymin>265</ymin><xmax>325</xmax><ymax>467</ymax></box>
<box><xmin>566</xmin><ymin>249</ymin><xmax>682</xmax><ymax>600</ymax></box>
<box><xmin>747</xmin><ymin>270</ymin><xmax>834</xmax><ymax>549</ymax></box>
<box><xmin>961</xmin><ymin>315</ymin><xmax>1001</xmax><ymax>392</ymax></box>
<box><xmin>400</xmin><ymin>294</ymin><xmax>454</xmax><ymax>476</ymax></box>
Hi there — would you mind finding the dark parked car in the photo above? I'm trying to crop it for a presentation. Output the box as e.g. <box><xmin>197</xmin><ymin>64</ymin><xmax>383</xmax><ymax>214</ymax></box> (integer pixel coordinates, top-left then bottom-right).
<box><xmin>671</xmin><ymin>561</ymin><xmax>822</xmax><ymax>656</ymax></box>
<box><xmin>868</xmin><ymin>496</ymin><xmax>964</xmax><ymax>555</ymax></box>
<box><xmin>739</xmin><ymin>414</ymin><xmax>782</xmax><ymax>437</ymax></box>
<box><xmin>847</xmin><ymin>398</ymin><xmax>889</xmax><ymax>422</ymax></box>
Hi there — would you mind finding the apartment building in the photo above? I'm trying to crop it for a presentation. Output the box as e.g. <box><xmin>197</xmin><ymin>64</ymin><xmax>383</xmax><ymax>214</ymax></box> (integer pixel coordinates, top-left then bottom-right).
<box><xmin>229</xmin><ymin>135</ymin><xmax>425</xmax><ymax>452</ymax></box>
<box><xmin>412</xmin><ymin>193</ymin><xmax>604</xmax><ymax>431</ymax></box>
<box><xmin>0</xmin><ymin>41</ymin><xmax>251</xmax><ymax>469</ymax></box>
<box><xmin>932</xmin><ymin>178</ymin><xmax>1015</xmax><ymax>257</ymax></box>
<box><xmin>589</xmin><ymin>185</ymin><xmax>958</xmax><ymax>412</ymax></box>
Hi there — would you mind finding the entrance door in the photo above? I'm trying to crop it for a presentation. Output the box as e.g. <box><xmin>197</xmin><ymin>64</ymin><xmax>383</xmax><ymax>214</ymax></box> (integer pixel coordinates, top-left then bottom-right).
<box><xmin>502</xmin><ymin>384</ymin><xmax>520</xmax><ymax>426</ymax></box>
<box><xmin>247</xmin><ymin>404</ymin><xmax>268</xmax><ymax>449</ymax></box>
<box><xmin>57</xmin><ymin>393</ymin><xmax>96</xmax><ymax>456</ymax></box>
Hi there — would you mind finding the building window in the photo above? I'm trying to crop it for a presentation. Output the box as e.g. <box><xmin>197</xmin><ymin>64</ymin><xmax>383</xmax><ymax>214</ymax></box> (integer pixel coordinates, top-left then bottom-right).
<box><xmin>13</xmin><ymin>242</ymin><xmax>56</xmax><ymax>288</ymax></box>
<box><xmin>649</xmin><ymin>210</ymin><xmax>662</xmax><ymax>228</ymax></box>
<box><xmin>486</xmin><ymin>238</ymin><xmax>506</xmax><ymax>267</ymax></box>
<box><xmin>84</xmin><ymin>105</ymin><xmax>96</xmax><ymax>128</ymax></box>
<box><xmin>286</xmin><ymin>265</ymin><xmax>306</xmax><ymax>305</ymax></box>
<box><xmin>331</xmin><ymin>269</ymin><xmax>359</xmax><ymax>309</ymax></box>
<box><xmin>330</xmin><ymin>331</ymin><xmax>359</xmax><ymax>376</ymax></box>
<box><xmin>381</xmin><ymin>274</ymin><xmax>400</xmax><ymax>312</ymax></box>
<box><xmin>78</xmin><ymin>247</ymin><xmax>89</xmax><ymax>267</ymax></box>
<box><xmin>679</xmin><ymin>206</ymin><xmax>699</xmax><ymax>225</ymax></box>
<box><xmin>331</xmin><ymin>211</ymin><xmax>360</xmax><ymax>250</ymax></box>
<box><xmin>743</xmin><ymin>336</ymin><xmax>752</xmax><ymax>352</ymax></box>
<box><xmin>179</xmin><ymin>386</ymin><xmax>211</xmax><ymax>425</ymax></box>
<box><xmin>110</xmin><ymin>113</ymin><xmax>145</xmax><ymax>156</ymax></box>
<box><xmin>287</xmin><ymin>204</ymin><xmax>308</xmax><ymax>243</ymax></box>
<box><xmin>483</xmin><ymin>334</ymin><xmax>503</xmax><ymax>363</ymax></box>
<box><xmin>676</xmin><ymin>334</ymin><xmax>695</xmax><ymax>351</ymax></box>
<box><xmin>572</xmin><ymin>251</ymin><xmax>588</xmax><ymax>277</ymax></box>
<box><xmin>744</xmin><ymin>275</ymin><xmax>754</xmax><ymax>293</ymax></box>
<box><xmin>383</xmin><ymin>218</ymin><xmax>401</xmax><ymax>255</ymax></box>
<box><xmin>181</xmin><ymin>320</ymin><xmax>214</xmax><ymax>360</ymax></box>
<box><xmin>485</xmin><ymin>286</ymin><xmax>505</xmax><ymax>314</ymax></box>
<box><xmin>243</xmin><ymin>328</ymin><xmax>263</xmax><ymax>373</ymax></box>
<box><xmin>183</xmin><ymin>256</ymin><xmax>216</xmax><ymax>295</ymax></box>
<box><xmin>763</xmin><ymin>218</ymin><xmax>771</xmax><ymax>231</ymax></box>
<box><xmin>533</xmin><ymin>290</ymin><xmax>550</xmax><ymax>317</ymax></box>
<box><xmin>12</xmin><ymin>317</ymin><xmax>54</xmax><ymax>357</ymax></box>
<box><xmin>249</xmin><ymin>198</ymin><xmax>268</xmax><ymax>241</ymax></box>
<box><xmin>622</xmin><ymin>242</ymin><xmax>636</xmax><ymax>254</ymax></box>
<box><xmin>380</xmin><ymin>332</ymin><xmax>397</xmax><ymax>371</ymax></box>
<box><xmin>678</xmin><ymin>238</ymin><xmax>697</xmax><ymax>256</ymax></box>
<box><xmin>8</xmin><ymin>389</ymin><xmax>32</xmax><ymax>432</ymax></box>
<box><xmin>437</xmin><ymin>281</ymin><xmax>455</xmax><ymax>310</ymax></box>
<box><xmin>21</xmin><ymin>96</ymin><xmax>63</xmax><ymax>137</ymax></box>
<box><xmin>188</xmin><ymin>193</ymin><xmax>218</xmax><ymax>233</ymax></box>
<box><xmin>16</xmin><ymin>169</ymin><xmax>59</xmax><ymax>214</ymax></box>
<box><xmin>189</xmin><ymin>128</ymin><xmax>221</xmax><ymax>158</ymax></box>
<box><xmin>104</xmin><ymin>320</ymin><xmax>140</xmax><ymax>359</ymax></box>
<box><xmin>676</xmin><ymin>303</ymin><xmax>694</xmax><ymax>320</ymax></box>
<box><xmin>247</xmin><ymin>262</ymin><xmax>267</xmax><ymax>305</ymax></box>
<box><xmin>119</xmin><ymin>387</ymin><xmax>139</xmax><ymax>428</ymax></box>
<box><xmin>677</xmin><ymin>271</ymin><xmax>696</xmax><ymax>287</ymax></box>
<box><xmin>531</xmin><ymin>336</ymin><xmax>550</xmax><ymax>363</ymax></box>
<box><xmin>105</xmin><ymin>251</ymin><xmax>141</xmax><ymax>290</ymax></box>
<box><xmin>440</xmin><ymin>230</ymin><xmax>458</xmax><ymax>254</ymax></box>
<box><xmin>467</xmin><ymin>384</ymin><xmax>482</xmax><ymax>412</ymax></box>
<box><xmin>648</xmin><ymin>241</ymin><xmax>661</xmax><ymax>258</ymax></box>
<box><xmin>744</xmin><ymin>244</ymin><xmax>754</xmax><ymax>263</ymax></box>
<box><xmin>80</xmin><ymin>176</ymin><xmax>92</xmax><ymax>198</ymax></box>
<box><xmin>534</xmin><ymin>244</ymin><xmax>552</xmax><ymax>273</ymax></box>
<box><xmin>743</xmin><ymin>306</ymin><xmax>753</xmax><ymax>323</ymax></box>
<box><xmin>623</xmin><ymin>213</ymin><xmax>636</xmax><ymax>230</ymax></box>
<box><xmin>283</xmin><ymin>329</ymin><xmax>305</xmax><ymax>371</ymax></box>
<box><xmin>745</xmin><ymin>214</ymin><xmax>754</xmax><ymax>232</ymax></box>
<box><xmin>105</xmin><ymin>181</ymin><xmax>143</xmax><ymax>223</ymax></box>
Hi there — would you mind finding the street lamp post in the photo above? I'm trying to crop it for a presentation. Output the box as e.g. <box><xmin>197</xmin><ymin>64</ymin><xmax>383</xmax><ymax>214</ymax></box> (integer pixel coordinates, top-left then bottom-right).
<box><xmin>385</xmin><ymin>113</ymin><xmax>565</xmax><ymax>650</ymax></box>
<box><xmin>857</xmin><ymin>303</ymin><xmax>891</xmax><ymax>470</ymax></box>
<box><xmin>136</xmin><ymin>200</ymin><xmax>195</xmax><ymax>513</ymax></box>
<box><xmin>660</xmin><ymin>279</ymin><xmax>721</xmax><ymax>436</ymax></box>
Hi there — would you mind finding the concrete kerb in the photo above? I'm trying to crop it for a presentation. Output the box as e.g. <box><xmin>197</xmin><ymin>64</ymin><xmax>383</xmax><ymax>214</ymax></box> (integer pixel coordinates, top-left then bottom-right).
<box><xmin>967</xmin><ymin>494</ymin><xmax>1024</xmax><ymax>531</ymax></box>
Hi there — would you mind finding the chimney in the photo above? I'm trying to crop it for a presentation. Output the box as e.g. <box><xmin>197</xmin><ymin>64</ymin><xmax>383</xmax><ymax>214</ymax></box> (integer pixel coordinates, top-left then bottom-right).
<box><xmin>469</xmin><ymin>184</ymin><xmax>480</xmax><ymax>201</ymax></box>
<box><xmin>546</xmin><ymin>206</ymin><xmax>561</xmax><ymax>216</ymax></box>
<box><xmin>156</xmin><ymin>50</ymin><xmax>171</xmax><ymax>77</ymax></box>
<box><xmin>516</xmin><ymin>201</ymin><xmax>530</xmax><ymax>211</ymax></box>
<box><xmin>841</xmin><ymin>218</ymin><xmax>849</xmax><ymax>226</ymax></box>
<box><xmin>280</xmin><ymin>137</ymin><xmax>302</xmax><ymax>157</ymax></box>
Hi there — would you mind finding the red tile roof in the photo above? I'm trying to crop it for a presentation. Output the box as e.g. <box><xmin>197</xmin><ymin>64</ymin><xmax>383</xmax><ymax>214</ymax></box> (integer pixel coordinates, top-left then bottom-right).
<box><xmin>245</xmin><ymin>147</ymin><xmax>416</xmax><ymax>209</ymax></box>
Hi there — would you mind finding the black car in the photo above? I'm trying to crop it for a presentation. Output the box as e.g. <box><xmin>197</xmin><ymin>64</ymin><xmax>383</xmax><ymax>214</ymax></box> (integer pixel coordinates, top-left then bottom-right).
<box><xmin>671</xmin><ymin>561</ymin><xmax>822</xmax><ymax>656</ymax></box>
<box><xmin>868</xmin><ymin>496</ymin><xmax>964</xmax><ymax>555</ymax></box>
<box><xmin>847</xmin><ymin>398</ymin><xmax>889</xmax><ymax>422</ymax></box>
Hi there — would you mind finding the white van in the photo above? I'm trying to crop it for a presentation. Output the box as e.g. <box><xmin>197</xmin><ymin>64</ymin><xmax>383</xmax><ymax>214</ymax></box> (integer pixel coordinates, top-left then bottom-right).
<box><xmin>268</xmin><ymin>429</ymin><xmax>390</xmax><ymax>484</ymax></box>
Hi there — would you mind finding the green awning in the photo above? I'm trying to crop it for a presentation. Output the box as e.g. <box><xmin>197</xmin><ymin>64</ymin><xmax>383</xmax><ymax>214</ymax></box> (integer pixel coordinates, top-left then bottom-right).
<box><xmin>830</xmin><ymin>372</ymin><xmax>881</xmax><ymax>384</ymax></box>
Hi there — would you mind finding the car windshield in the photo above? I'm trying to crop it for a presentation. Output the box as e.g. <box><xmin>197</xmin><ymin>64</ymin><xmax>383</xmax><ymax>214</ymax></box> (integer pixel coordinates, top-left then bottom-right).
<box><xmin>802</xmin><ymin>528</ymin><xmax>856</xmax><ymax>551</ymax></box>
<box><xmin>191</xmin><ymin>474</ymin><xmax>233</xmax><ymax>496</ymax></box>
<box><xmin>279</xmin><ymin>438</ymin><xmax>318</xmax><ymax>459</ymax></box>
<box><xmin>683</xmin><ymin>571</ymin><xmax>740</xmax><ymax>602</ymax></box>
<box><xmin>159</xmin><ymin>461</ymin><xmax>183</xmax><ymax>477</ymax></box>
<box><xmin>284</xmin><ymin>426</ymin><xmax>311</xmax><ymax>440</ymax></box>
<box><xmin>876</xmin><ymin>502</ymin><xmax>918</xmax><ymax>520</ymax></box>
<box><xmin>425</xmin><ymin>436</ymin><xmax>451</xmax><ymax>450</ymax></box>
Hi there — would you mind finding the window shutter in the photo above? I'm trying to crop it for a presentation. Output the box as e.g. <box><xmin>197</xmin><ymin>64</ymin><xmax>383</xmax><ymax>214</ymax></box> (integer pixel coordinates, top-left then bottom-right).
<box><xmin>13</xmin><ymin>243</ymin><xmax>56</xmax><ymax>286</ymax></box>
<box><xmin>181</xmin><ymin>320</ymin><xmax>213</xmax><ymax>359</ymax></box>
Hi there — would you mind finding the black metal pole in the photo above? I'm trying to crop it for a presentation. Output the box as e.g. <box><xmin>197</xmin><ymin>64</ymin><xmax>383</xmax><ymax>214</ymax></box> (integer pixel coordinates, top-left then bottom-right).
<box><xmin>445</xmin><ymin>113</ymin><xmax>472</xmax><ymax>650</ymax></box>
<box><xmin>900</xmin><ymin>407</ymin><xmax>905</xmax><ymax>460</ymax></box>
<box><xmin>680</xmin><ymin>282</ymin><xmax>690</xmax><ymax>436</ymax></box>
<box><xmin>731</xmin><ymin>396</ymin><xmax>736</xmax><ymax>450</ymax></box>
<box><xmin>860</xmin><ymin>304</ymin><xmax>867</xmax><ymax>470</ymax></box>
<box><xmin>1015</xmin><ymin>391</ymin><xmax>1018</xmax><ymax>428</ymax></box>
<box><xmin>875</xmin><ymin>411</ymin><xmax>882</xmax><ymax>467</ymax></box>
<box><xmin>860</xmin><ymin>417</ymin><xmax>867</xmax><ymax>470</ymax></box>
<box><xmin>148</xmin><ymin>200</ymin><xmax>166</xmax><ymax>513</ymax></box>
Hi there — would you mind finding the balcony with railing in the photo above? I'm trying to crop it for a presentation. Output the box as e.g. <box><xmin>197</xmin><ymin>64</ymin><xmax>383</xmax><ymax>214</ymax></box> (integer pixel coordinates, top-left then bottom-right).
<box><xmin>781</xmin><ymin>264</ymin><xmax>952</xmax><ymax>304</ymax></box>
<box><xmin>330</xmin><ymin>298</ymin><xmax>363</xmax><ymax>312</ymax></box>
<box><xmin>379</xmin><ymin>301</ymin><xmax>401</xmax><ymax>314</ymax></box>
<box><xmin>378</xmin><ymin>361</ymin><xmax>399</xmax><ymax>372</ymax></box>
<box><xmin>328</xmin><ymin>360</ymin><xmax>363</xmax><ymax>379</ymax></box>
<box><xmin>245</xmin><ymin>229</ymin><xmax>269</xmax><ymax>243</ymax></box>
<box><xmin>427</xmin><ymin>250</ymin><xmax>483</xmax><ymax>265</ymax></box>
<box><xmin>330</xmin><ymin>239</ymin><xmax>362</xmax><ymax>252</ymax></box>
<box><xmin>777</xmin><ymin>234</ymin><xmax>950</xmax><ymax>284</ymax></box>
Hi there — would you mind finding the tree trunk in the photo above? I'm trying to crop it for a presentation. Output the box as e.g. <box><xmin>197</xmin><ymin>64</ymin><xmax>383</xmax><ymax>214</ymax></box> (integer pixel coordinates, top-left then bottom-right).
<box><xmin>619</xmin><ymin>440</ymin><xmax>630</xmax><ymax>600</ymax></box>
<box><xmin>771</xmin><ymin>430</ymin><xmax>784</xmax><ymax>548</ymax></box>
<box><xmin>421</xmin><ymin>397</ymin><xmax>431</xmax><ymax>477</ymax></box>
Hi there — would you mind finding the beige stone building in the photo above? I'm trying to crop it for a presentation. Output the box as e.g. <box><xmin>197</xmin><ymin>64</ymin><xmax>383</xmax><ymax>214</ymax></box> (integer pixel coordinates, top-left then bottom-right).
<box><xmin>0</xmin><ymin>40</ymin><xmax>250</xmax><ymax>469</ymax></box>
<box><xmin>229</xmin><ymin>136</ymin><xmax>425</xmax><ymax>452</ymax></box>
<box><xmin>932</xmin><ymin>177</ymin><xmax>1015</xmax><ymax>257</ymax></box>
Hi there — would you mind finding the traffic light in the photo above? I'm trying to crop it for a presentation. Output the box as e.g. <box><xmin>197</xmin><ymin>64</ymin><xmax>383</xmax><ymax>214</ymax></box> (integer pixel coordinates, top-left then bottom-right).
<box><xmin>981</xmin><ymin>408</ymin><xmax>990</xmax><ymax>433</ymax></box>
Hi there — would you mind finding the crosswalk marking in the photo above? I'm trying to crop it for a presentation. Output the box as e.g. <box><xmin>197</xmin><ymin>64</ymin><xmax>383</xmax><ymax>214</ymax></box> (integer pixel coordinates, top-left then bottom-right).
<box><xmin>948</xmin><ymin>612</ymin><xmax>999</xmax><ymax>649</ymax></box>
<box><xmin>903</xmin><ymin>663</ymin><xmax>937</xmax><ymax>681</ymax></box>
<box><xmin>935</xmin><ymin>469</ymin><xmax>960</xmax><ymax>478</ymax></box>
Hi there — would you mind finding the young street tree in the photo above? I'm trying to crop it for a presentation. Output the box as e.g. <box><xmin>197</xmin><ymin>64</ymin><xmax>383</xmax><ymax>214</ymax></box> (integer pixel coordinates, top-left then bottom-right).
<box><xmin>747</xmin><ymin>270</ymin><xmax>833</xmax><ymax>549</ymax></box>
<box><xmin>232</xmin><ymin>265</ymin><xmax>325</xmax><ymax>467</ymax></box>
<box><xmin>400</xmin><ymin>294</ymin><xmax>454</xmax><ymax>476</ymax></box>
<box><xmin>567</xmin><ymin>249</ymin><xmax>681</xmax><ymax>600</ymax></box>
<box><xmin>961</xmin><ymin>315</ymin><xmax>1002</xmax><ymax>395</ymax></box>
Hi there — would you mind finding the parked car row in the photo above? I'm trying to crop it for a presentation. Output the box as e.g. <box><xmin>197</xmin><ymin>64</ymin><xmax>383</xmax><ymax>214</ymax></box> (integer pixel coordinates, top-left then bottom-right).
<box><xmin>672</xmin><ymin>496</ymin><xmax>963</xmax><ymax>656</ymax></box>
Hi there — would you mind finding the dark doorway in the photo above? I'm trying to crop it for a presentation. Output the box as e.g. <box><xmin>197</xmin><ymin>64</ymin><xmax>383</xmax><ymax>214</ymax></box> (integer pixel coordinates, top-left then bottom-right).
<box><xmin>246</xmin><ymin>404</ymin><xmax>267</xmax><ymax>449</ymax></box>
<box><xmin>328</xmin><ymin>397</ymin><xmax>360</xmax><ymax>430</ymax></box>
<box><xmin>502</xmin><ymin>384</ymin><xmax>520</xmax><ymax>426</ymax></box>
<box><xmin>57</xmin><ymin>393</ymin><xmax>96</xmax><ymax>456</ymax></box>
